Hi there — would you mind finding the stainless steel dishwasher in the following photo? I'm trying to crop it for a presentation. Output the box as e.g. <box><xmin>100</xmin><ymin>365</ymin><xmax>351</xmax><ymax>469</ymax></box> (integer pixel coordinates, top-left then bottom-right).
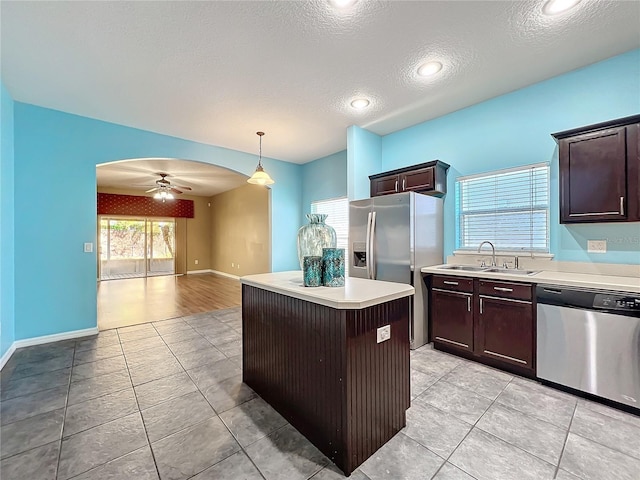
<box><xmin>537</xmin><ymin>284</ymin><xmax>640</xmax><ymax>409</ymax></box>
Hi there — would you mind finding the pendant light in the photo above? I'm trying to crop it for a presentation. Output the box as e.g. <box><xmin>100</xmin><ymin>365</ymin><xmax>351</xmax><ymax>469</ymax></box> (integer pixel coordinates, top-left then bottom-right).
<box><xmin>247</xmin><ymin>131</ymin><xmax>275</xmax><ymax>186</ymax></box>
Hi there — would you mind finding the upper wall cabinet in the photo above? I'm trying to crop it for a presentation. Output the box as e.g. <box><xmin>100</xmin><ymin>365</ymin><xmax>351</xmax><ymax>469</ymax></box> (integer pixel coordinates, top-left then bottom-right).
<box><xmin>369</xmin><ymin>160</ymin><xmax>450</xmax><ymax>197</ymax></box>
<box><xmin>552</xmin><ymin>115</ymin><xmax>640</xmax><ymax>223</ymax></box>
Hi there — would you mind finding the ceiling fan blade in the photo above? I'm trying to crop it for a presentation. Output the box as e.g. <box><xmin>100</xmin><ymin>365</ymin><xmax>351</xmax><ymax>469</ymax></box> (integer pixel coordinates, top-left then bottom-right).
<box><xmin>174</xmin><ymin>184</ymin><xmax>192</xmax><ymax>190</ymax></box>
<box><xmin>170</xmin><ymin>188</ymin><xmax>183</xmax><ymax>194</ymax></box>
<box><xmin>146</xmin><ymin>187</ymin><xmax>159</xmax><ymax>193</ymax></box>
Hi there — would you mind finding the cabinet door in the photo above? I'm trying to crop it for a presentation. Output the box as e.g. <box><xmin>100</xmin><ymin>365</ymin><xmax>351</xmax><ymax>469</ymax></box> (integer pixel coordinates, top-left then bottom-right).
<box><xmin>400</xmin><ymin>167</ymin><xmax>434</xmax><ymax>193</ymax></box>
<box><xmin>431</xmin><ymin>288</ymin><xmax>474</xmax><ymax>352</ymax></box>
<box><xmin>370</xmin><ymin>174</ymin><xmax>399</xmax><ymax>197</ymax></box>
<box><xmin>476</xmin><ymin>296</ymin><xmax>533</xmax><ymax>369</ymax></box>
<box><xmin>559</xmin><ymin>126</ymin><xmax>628</xmax><ymax>223</ymax></box>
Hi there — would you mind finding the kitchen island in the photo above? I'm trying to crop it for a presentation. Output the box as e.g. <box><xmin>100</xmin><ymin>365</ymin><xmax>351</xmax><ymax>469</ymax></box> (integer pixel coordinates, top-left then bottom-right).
<box><xmin>240</xmin><ymin>271</ymin><xmax>414</xmax><ymax>475</ymax></box>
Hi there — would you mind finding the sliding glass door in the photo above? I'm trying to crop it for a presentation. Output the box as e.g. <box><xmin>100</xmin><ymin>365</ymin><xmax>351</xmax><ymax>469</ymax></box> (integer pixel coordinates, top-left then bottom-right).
<box><xmin>99</xmin><ymin>217</ymin><xmax>175</xmax><ymax>280</ymax></box>
<box><xmin>148</xmin><ymin>220</ymin><xmax>175</xmax><ymax>276</ymax></box>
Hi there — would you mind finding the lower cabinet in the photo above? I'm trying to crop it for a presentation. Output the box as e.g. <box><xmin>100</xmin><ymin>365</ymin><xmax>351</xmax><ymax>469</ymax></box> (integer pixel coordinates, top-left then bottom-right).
<box><xmin>431</xmin><ymin>288</ymin><xmax>474</xmax><ymax>353</ymax></box>
<box><xmin>428</xmin><ymin>275</ymin><xmax>536</xmax><ymax>375</ymax></box>
<box><xmin>477</xmin><ymin>294</ymin><xmax>534</xmax><ymax>369</ymax></box>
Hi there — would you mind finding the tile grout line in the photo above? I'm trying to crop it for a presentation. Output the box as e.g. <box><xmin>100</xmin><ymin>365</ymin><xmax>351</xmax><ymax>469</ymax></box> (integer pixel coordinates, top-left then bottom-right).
<box><xmin>553</xmin><ymin>401</ymin><xmax>578</xmax><ymax>479</ymax></box>
<box><xmin>167</xmin><ymin>322</ymin><xmax>271</xmax><ymax>480</ymax></box>
<box><xmin>150</xmin><ymin>316</ymin><xmax>269</xmax><ymax>480</ymax></box>
<box><xmin>53</xmin><ymin>338</ymin><xmax>78</xmax><ymax>480</ymax></box>
<box><xmin>421</xmin><ymin>369</ymin><xmax>515</xmax><ymax>480</ymax></box>
<box><xmin>117</xmin><ymin>327</ymin><xmax>164</xmax><ymax>480</ymax></box>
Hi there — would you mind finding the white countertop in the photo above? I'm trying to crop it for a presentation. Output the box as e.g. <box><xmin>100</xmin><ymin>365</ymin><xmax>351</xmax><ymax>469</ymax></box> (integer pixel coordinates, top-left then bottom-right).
<box><xmin>240</xmin><ymin>271</ymin><xmax>414</xmax><ymax>309</ymax></box>
<box><xmin>420</xmin><ymin>265</ymin><xmax>640</xmax><ymax>294</ymax></box>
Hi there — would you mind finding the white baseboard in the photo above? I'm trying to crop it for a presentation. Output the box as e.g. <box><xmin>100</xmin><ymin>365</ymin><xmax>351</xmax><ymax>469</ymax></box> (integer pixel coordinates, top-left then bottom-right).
<box><xmin>0</xmin><ymin>344</ymin><xmax>17</xmax><ymax>370</ymax></box>
<box><xmin>1</xmin><ymin>326</ymin><xmax>99</xmax><ymax>371</ymax></box>
<box><xmin>209</xmin><ymin>269</ymin><xmax>240</xmax><ymax>280</ymax></box>
<box><xmin>187</xmin><ymin>269</ymin><xmax>213</xmax><ymax>275</ymax></box>
<box><xmin>13</xmin><ymin>327</ymin><xmax>99</xmax><ymax>349</ymax></box>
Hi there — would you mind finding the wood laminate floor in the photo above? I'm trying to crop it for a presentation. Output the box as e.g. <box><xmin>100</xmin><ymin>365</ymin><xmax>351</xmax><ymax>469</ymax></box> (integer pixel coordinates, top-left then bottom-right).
<box><xmin>97</xmin><ymin>273</ymin><xmax>241</xmax><ymax>330</ymax></box>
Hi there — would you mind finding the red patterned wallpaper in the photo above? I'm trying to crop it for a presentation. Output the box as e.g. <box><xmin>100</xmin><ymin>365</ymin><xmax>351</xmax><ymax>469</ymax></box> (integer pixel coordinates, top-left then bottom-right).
<box><xmin>97</xmin><ymin>193</ymin><xmax>194</xmax><ymax>218</ymax></box>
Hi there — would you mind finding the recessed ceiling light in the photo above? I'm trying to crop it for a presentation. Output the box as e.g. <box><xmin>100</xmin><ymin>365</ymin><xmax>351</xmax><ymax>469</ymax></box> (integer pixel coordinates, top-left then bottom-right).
<box><xmin>542</xmin><ymin>0</ymin><xmax>581</xmax><ymax>15</ymax></box>
<box><xmin>350</xmin><ymin>98</ymin><xmax>370</xmax><ymax>109</ymax></box>
<box><xmin>417</xmin><ymin>61</ymin><xmax>443</xmax><ymax>77</ymax></box>
<box><xmin>330</xmin><ymin>0</ymin><xmax>357</xmax><ymax>8</ymax></box>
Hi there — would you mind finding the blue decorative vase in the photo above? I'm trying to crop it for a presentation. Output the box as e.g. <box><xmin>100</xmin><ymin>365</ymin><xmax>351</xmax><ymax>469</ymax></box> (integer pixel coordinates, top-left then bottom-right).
<box><xmin>297</xmin><ymin>214</ymin><xmax>337</xmax><ymax>270</ymax></box>
<box><xmin>322</xmin><ymin>248</ymin><xmax>345</xmax><ymax>287</ymax></box>
<box><xmin>302</xmin><ymin>256</ymin><xmax>322</xmax><ymax>287</ymax></box>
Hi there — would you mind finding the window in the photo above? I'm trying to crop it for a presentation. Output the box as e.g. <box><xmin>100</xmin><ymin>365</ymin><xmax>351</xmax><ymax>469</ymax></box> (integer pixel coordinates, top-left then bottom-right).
<box><xmin>310</xmin><ymin>196</ymin><xmax>349</xmax><ymax>257</ymax></box>
<box><xmin>455</xmin><ymin>163</ymin><xmax>550</xmax><ymax>253</ymax></box>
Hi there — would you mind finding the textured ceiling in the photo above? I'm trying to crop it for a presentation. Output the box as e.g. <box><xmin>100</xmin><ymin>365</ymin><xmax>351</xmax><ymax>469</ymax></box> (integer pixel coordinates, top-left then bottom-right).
<box><xmin>96</xmin><ymin>159</ymin><xmax>247</xmax><ymax>197</ymax></box>
<box><xmin>2</xmin><ymin>1</ymin><xmax>639</xmax><ymax>165</ymax></box>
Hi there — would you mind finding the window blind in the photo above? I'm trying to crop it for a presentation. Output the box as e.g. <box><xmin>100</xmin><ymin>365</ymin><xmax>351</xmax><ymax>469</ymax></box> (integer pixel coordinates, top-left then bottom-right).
<box><xmin>310</xmin><ymin>197</ymin><xmax>349</xmax><ymax>254</ymax></box>
<box><xmin>455</xmin><ymin>163</ymin><xmax>550</xmax><ymax>253</ymax></box>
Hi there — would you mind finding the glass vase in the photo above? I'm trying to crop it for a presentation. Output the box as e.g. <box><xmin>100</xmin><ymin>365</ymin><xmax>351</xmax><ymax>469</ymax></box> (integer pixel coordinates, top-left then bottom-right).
<box><xmin>322</xmin><ymin>248</ymin><xmax>345</xmax><ymax>287</ymax></box>
<box><xmin>297</xmin><ymin>214</ymin><xmax>337</xmax><ymax>270</ymax></box>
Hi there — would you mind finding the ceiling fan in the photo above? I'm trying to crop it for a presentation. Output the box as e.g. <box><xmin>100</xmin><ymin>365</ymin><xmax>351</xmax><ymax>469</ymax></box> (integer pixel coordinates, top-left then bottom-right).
<box><xmin>144</xmin><ymin>173</ymin><xmax>193</xmax><ymax>195</ymax></box>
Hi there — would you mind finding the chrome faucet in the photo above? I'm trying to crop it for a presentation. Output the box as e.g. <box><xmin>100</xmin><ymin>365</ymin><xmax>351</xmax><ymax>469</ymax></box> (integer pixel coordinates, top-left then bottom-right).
<box><xmin>477</xmin><ymin>241</ymin><xmax>497</xmax><ymax>267</ymax></box>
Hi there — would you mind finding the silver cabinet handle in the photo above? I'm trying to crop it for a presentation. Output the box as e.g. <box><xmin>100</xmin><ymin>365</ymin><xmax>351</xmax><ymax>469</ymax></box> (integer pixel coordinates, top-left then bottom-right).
<box><xmin>621</xmin><ymin>196</ymin><xmax>625</xmax><ymax>215</ymax></box>
<box><xmin>480</xmin><ymin>297</ymin><xmax>483</xmax><ymax>314</ymax></box>
<box><xmin>467</xmin><ymin>296</ymin><xmax>471</xmax><ymax>312</ymax></box>
<box><xmin>402</xmin><ymin>178</ymin><xmax>406</xmax><ymax>190</ymax></box>
<box><xmin>443</xmin><ymin>281</ymin><xmax>459</xmax><ymax>286</ymax></box>
<box><xmin>395</xmin><ymin>180</ymin><xmax>398</xmax><ymax>192</ymax></box>
<box><xmin>494</xmin><ymin>287</ymin><xmax>513</xmax><ymax>292</ymax></box>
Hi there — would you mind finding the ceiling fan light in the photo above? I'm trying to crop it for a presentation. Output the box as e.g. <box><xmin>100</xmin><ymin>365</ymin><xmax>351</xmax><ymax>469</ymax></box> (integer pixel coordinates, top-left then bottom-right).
<box><xmin>166</xmin><ymin>192</ymin><xmax>174</xmax><ymax>200</ymax></box>
<box><xmin>154</xmin><ymin>192</ymin><xmax>162</xmax><ymax>199</ymax></box>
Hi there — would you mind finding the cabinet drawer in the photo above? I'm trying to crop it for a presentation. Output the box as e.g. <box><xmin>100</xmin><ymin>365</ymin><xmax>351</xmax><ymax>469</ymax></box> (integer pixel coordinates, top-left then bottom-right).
<box><xmin>432</xmin><ymin>275</ymin><xmax>473</xmax><ymax>293</ymax></box>
<box><xmin>479</xmin><ymin>280</ymin><xmax>532</xmax><ymax>300</ymax></box>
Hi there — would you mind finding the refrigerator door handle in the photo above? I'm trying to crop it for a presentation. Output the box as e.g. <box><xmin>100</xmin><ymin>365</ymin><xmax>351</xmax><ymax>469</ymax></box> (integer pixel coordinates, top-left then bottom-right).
<box><xmin>365</xmin><ymin>212</ymin><xmax>372</xmax><ymax>279</ymax></box>
<box><xmin>370</xmin><ymin>211</ymin><xmax>377</xmax><ymax>280</ymax></box>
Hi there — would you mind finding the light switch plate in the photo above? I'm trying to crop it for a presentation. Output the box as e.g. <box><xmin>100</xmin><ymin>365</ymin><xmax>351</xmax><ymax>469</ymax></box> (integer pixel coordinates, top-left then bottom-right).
<box><xmin>377</xmin><ymin>325</ymin><xmax>391</xmax><ymax>344</ymax></box>
<box><xmin>83</xmin><ymin>242</ymin><xmax>93</xmax><ymax>253</ymax></box>
<box><xmin>587</xmin><ymin>240</ymin><xmax>607</xmax><ymax>253</ymax></box>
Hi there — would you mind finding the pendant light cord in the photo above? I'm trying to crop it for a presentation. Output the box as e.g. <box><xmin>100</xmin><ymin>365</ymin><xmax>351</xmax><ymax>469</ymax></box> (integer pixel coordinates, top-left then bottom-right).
<box><xmin>257</xmin><ymin>131</ymin><xmax>265</xmax><ymax>167</ymax></box>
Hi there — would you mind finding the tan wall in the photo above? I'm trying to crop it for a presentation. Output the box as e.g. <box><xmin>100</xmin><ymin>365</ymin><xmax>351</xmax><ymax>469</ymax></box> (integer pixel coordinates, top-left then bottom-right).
<box><xmin>210</xmin><ymin>184</ymin><xmax>270</xmax><ymax>276</ymax></box>
<box><xmin>97</xmin><ymin>187</ymin><xmax>211</xmax><ymax>271</ymax></box>
<box><xmin>185</xmin><ymin>196</ymin><xmax>211</xmax><ymax>271</ymax></box>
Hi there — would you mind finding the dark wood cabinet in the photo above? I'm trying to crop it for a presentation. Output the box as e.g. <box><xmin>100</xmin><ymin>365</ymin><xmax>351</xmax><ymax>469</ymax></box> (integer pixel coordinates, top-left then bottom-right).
<box><xmin>370</xmin><ymin>174</ymin><xmax>400</xmax><ymax>197</ymax></box>
<box><xmin>428</xmin><ymin>275</ymin><xmax>535</xmax><ymax>376</ymax></box>
<box><xmin>370</xmin><ymin>160</ymin><xmax>449</xmax><ymax>197</ymax></box>
<box><xmin>552</xmin><ymin>115</ymin><xmax>640</xmax><ymax>223</ymax></box>
<box><xmin>477</xmin><ymin>280</ymin><xmax>534</xmax><ymax>369</ymax></box>
<box><xmin>431</xmin><ymin>284</ymin><xmax>474</xmax><ymax>353</ymax></box>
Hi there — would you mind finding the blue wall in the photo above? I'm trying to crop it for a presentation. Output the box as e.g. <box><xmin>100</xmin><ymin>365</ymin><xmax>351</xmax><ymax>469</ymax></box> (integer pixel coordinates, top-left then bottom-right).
<box><xmin>300</xmin><ymin>150</ymin><xmax>347</xmax><ymax>225</ymax></box>
<box><xmin>347</xmin><ymin>126</ymin><xmax>382</xmax><ymax>201</ymax></box>
<box><xmin>13</xmin><ymin>104</ymin><xmax>301</xmax><ymax>340</ymax></box>
<box><xmin>1</xmin><ymin>83</ymin><xmax>15</xmax><ymax>358</ymax></box>
<box><xmin>381</xmin><ymin>49</ymin><xmax>640</xmax><ymax>264</ymax></box>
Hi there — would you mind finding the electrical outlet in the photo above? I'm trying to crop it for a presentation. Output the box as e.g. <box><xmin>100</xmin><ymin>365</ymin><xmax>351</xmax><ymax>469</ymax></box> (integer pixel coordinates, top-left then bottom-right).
<box><xmin>376</xmin><ymin>325</ymin><xmax>391</xmax><ymax>344</ymax></box>
<box><xmin>237</xmin><ymin>264</ymin><xmax>240</xmax><ymax>269</ymax></box>
<box><xmin>587</xmin><ymin>240</ymin><xmax>607</xmax><ymax>253</ymax></box>
<box><xmin>232</xmin><ymin>263</ymin><xmax>235</xmax><ymax>267</ymax></box>
<box><xmin>83</xmin><ymin>242</ymin><xmax>93</xmax><ymax>253</ymax></box>
<box><xmin>195</xmin><ymin>259</ymin><xmax>199</xmax><ymax>265</ymax></box>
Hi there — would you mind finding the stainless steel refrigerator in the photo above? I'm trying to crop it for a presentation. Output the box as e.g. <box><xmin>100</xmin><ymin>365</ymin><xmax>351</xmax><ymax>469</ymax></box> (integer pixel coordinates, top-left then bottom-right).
<box><xmin>349</xmin><ymin>191</ymin><xmax>443</xmax><ymax>349</ymax></box>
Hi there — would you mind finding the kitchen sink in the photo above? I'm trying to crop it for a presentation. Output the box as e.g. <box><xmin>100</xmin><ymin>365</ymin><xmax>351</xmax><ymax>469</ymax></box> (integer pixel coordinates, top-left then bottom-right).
<box><xmin>436</xmin><ymin>265</ymin><xmax>488</xmax><ymax>272</ymax></box>
<box><xmin>436</xmin><ymin>265</ymin><xmax>540</xmax><ymax>276</ymax></box>
<box><xmin>483</xmin><ymin>268</ymin><xmax>540</xmax><ymax>276</ymax></box>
